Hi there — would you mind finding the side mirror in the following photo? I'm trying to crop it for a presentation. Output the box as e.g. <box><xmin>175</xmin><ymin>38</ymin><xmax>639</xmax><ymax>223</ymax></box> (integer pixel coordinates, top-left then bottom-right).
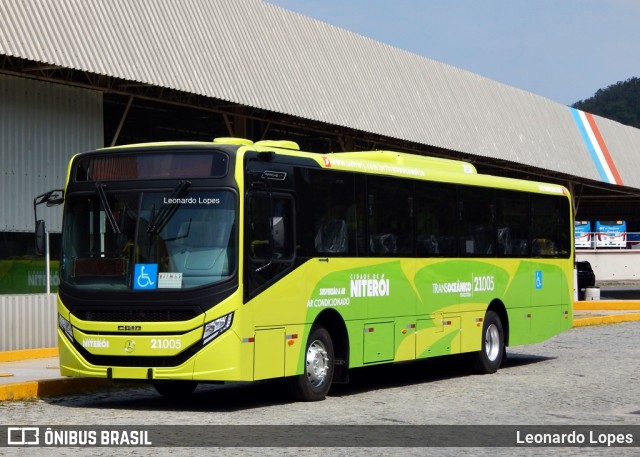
<box><xmin>35</xmin><ymin>220</ymin><xmax>46</xmax><ymax>256</ymax></box>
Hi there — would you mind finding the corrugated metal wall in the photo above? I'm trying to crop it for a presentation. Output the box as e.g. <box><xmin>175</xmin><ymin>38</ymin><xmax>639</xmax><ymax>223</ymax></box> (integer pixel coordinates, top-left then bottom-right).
<box><xmin>591</xmin><ymin>115</ymin><xmax>640</xmax><ymax>188</ymax></box>
<box><xmin>0</xmin><ymin>294</ymin><xmax>57</xmax><ymax>350</ymax></box>
<box><xmin>2</xmin><ymin>0</ymin><xmax>640</xmax><ymax>189</ymax></box>
<box><xmin>0</xmin><ymin>74</ymin><xmax>103</xmax><ymax>232</ymax></box>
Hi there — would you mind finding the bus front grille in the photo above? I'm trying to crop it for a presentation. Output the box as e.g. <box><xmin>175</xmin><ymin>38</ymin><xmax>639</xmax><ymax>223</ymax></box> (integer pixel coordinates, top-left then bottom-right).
<box><xmin>74</xmin><ymin>309</ymin><xmax>198</xmax><ymax>322</ymax></box>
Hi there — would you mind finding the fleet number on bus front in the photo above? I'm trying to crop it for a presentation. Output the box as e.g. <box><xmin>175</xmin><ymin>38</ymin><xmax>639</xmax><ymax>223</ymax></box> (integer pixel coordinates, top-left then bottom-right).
<box><xmin>474</xmin><ymin>275</ymin><xmax>495</xmax><ymax>292</ymax></box>
<box><xmin>150</xmin><ymin>338</ymin><xmax>182</xmax><ymax>350</ymax></box>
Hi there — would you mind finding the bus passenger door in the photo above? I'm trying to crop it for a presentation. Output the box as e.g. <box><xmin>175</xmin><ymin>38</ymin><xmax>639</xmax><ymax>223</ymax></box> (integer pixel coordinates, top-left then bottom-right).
<box><xmin>245</xmin><ymin>190</ymin><xmax>296</xmax><ymax>306</ymax></box>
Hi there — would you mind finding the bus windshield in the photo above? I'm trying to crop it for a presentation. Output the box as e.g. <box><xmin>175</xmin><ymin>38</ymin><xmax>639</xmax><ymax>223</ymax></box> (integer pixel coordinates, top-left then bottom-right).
<box><xmin>60</xmin><ymin>188</ymin><xmax>236</xmax><ymax>290</ymax></box>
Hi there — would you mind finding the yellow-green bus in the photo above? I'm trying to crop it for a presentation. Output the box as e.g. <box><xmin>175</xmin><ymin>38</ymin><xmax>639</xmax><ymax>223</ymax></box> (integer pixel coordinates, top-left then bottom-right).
<box><xmin>47</xmin><ymin>138</ymin><xmax>573</xmax><ymax>401</ymax></box>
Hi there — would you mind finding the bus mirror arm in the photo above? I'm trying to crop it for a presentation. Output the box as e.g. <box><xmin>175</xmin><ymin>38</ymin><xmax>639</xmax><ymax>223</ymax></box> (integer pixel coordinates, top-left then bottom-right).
<box><xmin>34</xmin><ymin>189</ymin><xmax>64</xmax><ymax>215</ymax></box>
<box><xmin>33</xmin><ymin>189</ymin><xmax>64</xmax><ymax>256</ymax></box>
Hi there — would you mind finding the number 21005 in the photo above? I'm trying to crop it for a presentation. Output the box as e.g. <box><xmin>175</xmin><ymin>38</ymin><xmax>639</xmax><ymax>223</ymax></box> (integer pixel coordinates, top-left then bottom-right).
<box><xmin>473</xmin><ymin>275</ymin><xmax>495</xmax><ymax>292</ymax></box>
<box><xmin>150</xmin><ymin>338</ymin><xmax>182</xmax><ymax>350</ymax></box>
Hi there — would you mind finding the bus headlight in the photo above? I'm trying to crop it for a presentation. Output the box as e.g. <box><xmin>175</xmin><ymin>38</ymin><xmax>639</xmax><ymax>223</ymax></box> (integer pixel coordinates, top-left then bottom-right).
<box><xmin>202</xmin><ymin>312</ymin><xmax>234</xmax><ymax>345</ymax></box>
<box><xmin>58</xmin><ymin>314</ymin><xmax>74</xmax><ymax>342</ymax></box>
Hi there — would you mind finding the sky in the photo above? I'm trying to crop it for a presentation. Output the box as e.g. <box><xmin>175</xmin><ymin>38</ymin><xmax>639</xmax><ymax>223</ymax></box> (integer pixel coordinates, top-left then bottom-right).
<box><xmin>266</xmin><ymin>0</ymin><xmax>640</xmax><ymax>106</ymax></box>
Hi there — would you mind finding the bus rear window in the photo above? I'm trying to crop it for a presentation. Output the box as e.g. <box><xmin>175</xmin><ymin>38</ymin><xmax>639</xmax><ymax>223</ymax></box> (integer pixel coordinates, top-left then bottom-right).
<box><xmin>75</xmin><ymin>152</ymin><xmax>228</xmax><ymax>181</ymax></box>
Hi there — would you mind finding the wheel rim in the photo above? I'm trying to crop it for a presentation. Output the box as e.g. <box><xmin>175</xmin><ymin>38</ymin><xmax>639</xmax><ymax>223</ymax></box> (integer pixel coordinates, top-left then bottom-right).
<box><xmin>306</xmin><ymin>339</ymin><xmax>330</xmax><ymax>387</ymax></box>
<box><xmin>484</xmin><ymin>323</ymin><xmax>501</xmax><ymax>362</ymax></box>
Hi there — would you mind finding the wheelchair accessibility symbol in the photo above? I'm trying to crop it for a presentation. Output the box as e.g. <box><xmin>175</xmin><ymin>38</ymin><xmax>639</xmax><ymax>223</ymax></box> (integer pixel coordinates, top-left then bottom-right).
<box><xmin>134</xmin><ymin>264</ymin><xmax>158</xmax><ymax>290</ymax></box>
<box><xmin>535</xmin><ymin>270</ymin><xmax>543</xmax><ymax>289</ymax></box>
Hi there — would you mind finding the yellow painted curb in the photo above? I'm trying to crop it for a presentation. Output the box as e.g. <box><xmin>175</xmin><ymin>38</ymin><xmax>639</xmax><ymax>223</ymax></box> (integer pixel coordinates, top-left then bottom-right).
<box><xmin>573</xmin><ymin>313</ymin><xmax>640</xmax><ymax>327</ymax></box>
<box><xmin>0</xmin><ymin>378</ymin><xmax>114</xmax><ymax>402</ymax></box>
<box><xmin>0</xmin><ymin>348</ymin><xmax>58</xmax><ymax>363</ymax></box>
<box><xmin>0</xmin><ymin>381</ymin><xmax>40</xmax><ymax>401</ymax></box>
<box><xmin>574</xmin><ymin>301</ymin><xmax>640</xmax><ymax>311</ymax></box>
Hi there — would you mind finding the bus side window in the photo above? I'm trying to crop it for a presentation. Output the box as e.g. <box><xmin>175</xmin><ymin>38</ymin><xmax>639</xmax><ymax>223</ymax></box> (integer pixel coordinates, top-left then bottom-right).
<box><xmin>530</xmin><ymin>195</ymin><xmax>571</xmax><ymax>258</ymax></box>
<box><xmin>367</xmin><ymin>176</ymin><xmax>413</xmax><ymax>256</ymax></box>
<box><xmin>458</xmin><ymin>186</ymin><xmax>495</xmax><ymax>257</ymax></box>
<box><xmin>415</xmin><ymin>181</ymin><xmax>457</xmax><ymax>257</ymax></box>
<box><xmin>496</xmin><ymin>189</ymin><xmax>529</xmax><ymax>257</ymax></box>
<box><xmin>296</xmin><ymin>169</ymin><xmax>359</xmax><ymax>257</ymax></box>
<box><xmin>314</xmin><ymin>219</ymin><xmax>348</xmax><ymax>254</ymax></box>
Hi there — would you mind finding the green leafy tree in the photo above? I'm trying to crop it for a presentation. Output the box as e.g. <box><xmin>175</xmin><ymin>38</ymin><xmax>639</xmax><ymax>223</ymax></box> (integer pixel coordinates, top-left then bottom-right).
<box><xmin>572</xmin><ymin>77</ymin><xmax>640</xmax><ymax>128</ymax></box>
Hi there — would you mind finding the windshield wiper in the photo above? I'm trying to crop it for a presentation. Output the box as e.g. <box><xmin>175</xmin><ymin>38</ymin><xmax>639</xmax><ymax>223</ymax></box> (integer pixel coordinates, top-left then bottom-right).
<box><xmin>95</xmin><ymin>182</ymin><xmax>121</xmax><ymax>234</ymax></box>
<box><xmin>147</xmin><ymin>180</ymin><xmax>191</xmax><ymax>234</ymax></box>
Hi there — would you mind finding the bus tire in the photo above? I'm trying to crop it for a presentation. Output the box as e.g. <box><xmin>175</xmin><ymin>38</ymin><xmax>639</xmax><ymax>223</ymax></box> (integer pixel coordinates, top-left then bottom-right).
<box><xmin>470</xmin><ymin>310</ymin><xmax>504</xmax><ymax>374</ymax></box>
<box><xmin>153</xmin><ymin>380</ymin><xmax>198</xmax><ymax>398</ymax></box>
<box><xmin>289</xmin><ymin>326</ymin><xmax>335</xmax><ymax>401</ymax></box>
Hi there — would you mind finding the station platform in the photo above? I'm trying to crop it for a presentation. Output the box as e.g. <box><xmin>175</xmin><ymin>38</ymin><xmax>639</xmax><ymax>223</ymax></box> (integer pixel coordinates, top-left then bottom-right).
<box><xmin>1</xmin><ymin>302</ymin><xmax>639</xmax><ymax>402</ymax></box>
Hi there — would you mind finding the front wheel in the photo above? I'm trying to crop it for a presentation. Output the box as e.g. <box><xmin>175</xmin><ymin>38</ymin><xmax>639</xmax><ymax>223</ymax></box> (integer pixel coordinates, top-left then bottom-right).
<box><xmin>289</xmin><ymin>326</ymin><xmax>335</xmax><ymax>401</ymax></box>
<box><xmin>470</xmin><ymin>310</ymin><xmax>504</xmax><ymax>374</ymax></box>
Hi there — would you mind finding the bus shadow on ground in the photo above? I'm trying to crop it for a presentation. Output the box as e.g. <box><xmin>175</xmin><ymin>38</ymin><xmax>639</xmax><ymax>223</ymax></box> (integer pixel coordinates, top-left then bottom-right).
<box><xmin>49</xmin><ymin>352</ymin><xmax>552</xmax><ymax>412</ymax></box>
<box><xmin>47</xmin><ymin>380</ymin><xmax>291</xmax><ymax>412</ymax></box>
<box><xmin>329</xmin><ymin>352</ymin><xmax>553</xmax><ymax>397</ymax></box>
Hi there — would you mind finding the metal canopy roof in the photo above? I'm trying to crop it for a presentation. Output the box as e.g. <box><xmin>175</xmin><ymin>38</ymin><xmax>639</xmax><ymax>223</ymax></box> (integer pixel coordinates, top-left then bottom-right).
<box><xmin>2</xmin><ymin>0</ymin><xmax>640</xmax><ymax>190</ymax></box>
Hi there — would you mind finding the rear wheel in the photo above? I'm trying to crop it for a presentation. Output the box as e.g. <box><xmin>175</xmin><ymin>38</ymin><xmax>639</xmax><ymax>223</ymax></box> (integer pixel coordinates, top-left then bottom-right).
<box><xmin>153</xmin><ymin>380</ymin><xmax>198</xmax><ymax>398</ymax></box>
<box><xmin>470</xmin><ymin>310</ymin><xmax>504</xmax><ymax>374</ymax></box>
<box><xmin>289</xmin><ymin>326</ymin><xmax>335</xmax><ymax>401</ymax></box>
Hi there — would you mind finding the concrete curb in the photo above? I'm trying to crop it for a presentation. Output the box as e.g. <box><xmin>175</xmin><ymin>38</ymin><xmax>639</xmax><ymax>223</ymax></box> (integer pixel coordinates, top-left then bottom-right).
<box><xmin>574</xmin><ymin>300</ymin><xmax>640</xmax><ymax>310</ymax></box>
<box><xmin>572</xmin><ymin>300</ymin><xmax>640</xmax><ymax>327</ymax></box>
<box><xmin>573</xmin><ymin>312</ymin><xmax>640</xmax><ymax>327</ymax></box>
<box><xmin>0</xmin><ymin>348</ymin><xmax>115</xmax><ymax>401</ymax></box>
<box><xmin>0</xmin><ymin>377</ymin><xmax>114</xmax><ymax>402</ymax></box>
<box><xmin>0</xmin><ymin>348</ymin><xmax>58</xmax><ymax>363</ymax></box>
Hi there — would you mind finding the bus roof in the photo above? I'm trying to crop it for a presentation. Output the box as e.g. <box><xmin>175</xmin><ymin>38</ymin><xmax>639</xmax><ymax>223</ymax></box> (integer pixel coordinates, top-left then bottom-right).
<box><xmin>330</xmin><ymin>150</ymin><xmax>477</xmax><ymax>175</ymax></box>
<box><xmin>88</xmin><ymin>137</ymin><xmax>570</xmax><ymax>198</ymax></box>
<box><xmin>245</xmin><ymin>140</ymin><xmax>569</xmax><ymax>197</ymax></box>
